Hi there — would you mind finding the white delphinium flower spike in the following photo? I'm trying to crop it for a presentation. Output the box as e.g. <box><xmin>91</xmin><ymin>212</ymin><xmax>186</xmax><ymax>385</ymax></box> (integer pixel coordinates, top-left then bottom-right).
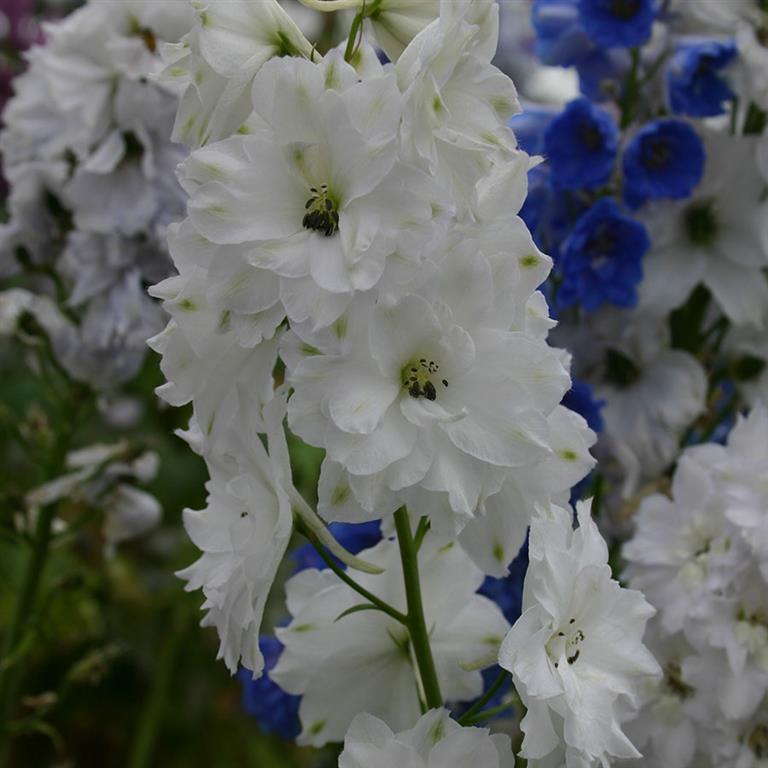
<box><xmin>272</xmin><ymin>534</ymin><xmax>509</xmax><ymax>746</ymax></box>
<box><xmin>499</xmin><ymin>500</ymin><xmax>660</xmax><ymax>767</ymax></box>
<box><xmin>339</xmin><ymin>708</ymin><xmax>514</xmax><ymax>768</ymax></box>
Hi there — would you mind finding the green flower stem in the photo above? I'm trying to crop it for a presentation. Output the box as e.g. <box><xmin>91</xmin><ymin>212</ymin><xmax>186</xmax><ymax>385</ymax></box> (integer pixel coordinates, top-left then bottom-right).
<box><xmin>128</xmin><ymin>605</ymin><xmax>188</xmax><ymax>768</ymax></box>
<box><xmin>393</xmin><ymin>507</ymin><xmax>443</xmax><ymax>710</ymax></box>
<box><xmin>297</xmin><ymin>521</ymin><xmax>408</xmax><ymax>625</ymax></box>
<box><xmin>0</xmin><ymin>502</ymin><xmax>57</xmax><ymax>762</ymax></box>
<box><xmin>457</xmin><ymin>670</ymin><xmax>510</xmax><ymax>725</ymax></box>
<box><xmin>459</xmin><ymin>701</ymin><xmax>514</xmax><ymax>726</ymax></box>
<box><xmin>343</xmin><ymin>9</ymin><xmax>364</xmax><ymax>61</ymax></box>
<box><xmin>0</xmin><ymin>357</ymin><xmax>87</xmax><ymax>764</ymax></box>
<box><xmin>619</xmin><ymin>47</ymin><xmax>641</xmax><ymax>130</ymax></box>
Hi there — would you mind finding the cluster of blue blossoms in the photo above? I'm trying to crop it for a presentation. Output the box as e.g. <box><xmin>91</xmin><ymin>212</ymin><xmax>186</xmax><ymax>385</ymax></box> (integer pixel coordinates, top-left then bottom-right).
<box><xmin>520</xmin><ymin>0</ymin><xmax>734</xmax><ymax>314</ymax></box>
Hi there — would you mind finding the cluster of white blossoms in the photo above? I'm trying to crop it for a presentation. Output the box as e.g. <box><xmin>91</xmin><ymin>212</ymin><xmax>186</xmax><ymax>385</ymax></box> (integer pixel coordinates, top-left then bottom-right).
<box><xmin>339</xmin><ymin>708</ymin><xmax>513</xmax><ymax>768</ymax></box>
<box><xmin>151</xmin><ymin>1</ymin><xmax>663</xmax><ymax>764</ymax></box>
<box><xmin>155</xmin><ymin>0</ymin><xmax>596</xmax><ymax>673</ymax></box>
<box><xmin>500</xmin><ymin>501</ymin><xmax>660</xmax><ymax>767</ymax></box>
<box><xmin>0</xmin><ymin>0</ymin><xmax>192</xmax><ymax>389</ymax></box>
<box><xmin>622</xmin><ymin>404</ymin><xmax>768</xmax><ymax>767</ymax></box>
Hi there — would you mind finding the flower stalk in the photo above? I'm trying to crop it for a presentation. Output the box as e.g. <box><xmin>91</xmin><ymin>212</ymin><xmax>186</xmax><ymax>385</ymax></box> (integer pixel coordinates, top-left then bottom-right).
<box><xmin>394</xmin><ymin>507</ymin><xmax>443</xmax><ymax>710</ymax></box>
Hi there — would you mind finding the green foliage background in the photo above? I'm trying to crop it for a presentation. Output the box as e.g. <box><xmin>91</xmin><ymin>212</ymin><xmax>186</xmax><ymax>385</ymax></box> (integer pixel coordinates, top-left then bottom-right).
<box><xmin>0</xmin><ymin>342</ymin><xmax>327</xmax><ymax>768</ymax></box>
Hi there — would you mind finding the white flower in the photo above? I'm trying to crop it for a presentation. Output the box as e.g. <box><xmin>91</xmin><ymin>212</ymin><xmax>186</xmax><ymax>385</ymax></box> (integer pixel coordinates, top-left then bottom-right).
<box><xmin>0</xmin><ymin>0</ymin><xmax>190</xmax><ymax>387</ymax></box>
<box><xmin>180</xmin><ymin>50</ymin><xmax>442</xmax><ymax>328</ymax></box>
<box><xmin>339</xmin><ymin>708</ymin><xmax>514</xmax><ymax>768</ymax></box>
<box><xmin>673</xmin><ymin>0</ymin><xmax>761</xmax><ymax>30</ymax></box>
<box><xmin>396</xmin><ymin>0</ymin><xmax>519</xmax><ymax>209</ymax></box>
<box><xmin>177</xmin><ymin>389</ymin><xmax>293</xmax><ymax>676</ymax></box>
<box><xmin>620</xmin><ymin>630</ymin><xmax>701</xmax><ymax>768</ymax></box>
<box><xmin>736</xmin><ymin>21</ymin><xmax>768</xmax><ymax>112</ymax></box>
<box><xmin>25</xmin><ymin>440</ymin><xmax>162</xmax><ymax>554</ymax></box>
<box><xmin>638</xmin><ymin>129</ymin><xmax>768</xmax><ymax>328</ymax></box>
<box><xmin>561</xmin><ymin>307</ymin><xmax>706</xmax><ymax>500</ymax></box>
<box><xmin>459</xmin><ymin>405</ymin><xmax>596</xmax><ymax>576</ymax></box>
<box><xmin>271</xmin><ymin>533</ymin><xmax>509</xmax><ymax>746</ymax></box>
<box><xmin>360</xmin><ymin>0</ymin><xmax>439</xmax><ymax>62</ymax></box>
<box><xmin>103</xmin><ymin>485</ymin><xmax>162</xmax><ymax>553</ymax></box>
<box><xmin>148</xmin><ymin>265</ymin><xmax>280</xmax><ymax>450</ymax></box>
<box><xmin>286</xmin><ymin>239</ymin><xmax>570</xmax><ymax>534</ymax></box>
<box><xmin>161</xmin><ymin>0</ymin><xmax>313</xmax><ymax>147</ymax></box>
<box><xmin>499</xmin><ymin>501</ymin><xmax>660</xmax><ymax>768</ymax></box>
<box><xmin>621</xmin><ymin>405</ymin><xmax>768</xmax><ymax>766</ymax></box>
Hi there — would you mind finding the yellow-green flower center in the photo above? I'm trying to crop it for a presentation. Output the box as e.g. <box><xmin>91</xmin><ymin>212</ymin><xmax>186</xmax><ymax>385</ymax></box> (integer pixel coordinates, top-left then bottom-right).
<box><xmin>402</xmin><ymin>358</ymin><xmax>448</xmax><ymax>401</ymax></box>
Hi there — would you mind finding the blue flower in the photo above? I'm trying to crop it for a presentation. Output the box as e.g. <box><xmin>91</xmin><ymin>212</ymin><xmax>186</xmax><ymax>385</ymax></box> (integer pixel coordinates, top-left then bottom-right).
<box><xmin>578</xmin><ymin>0</ymin><xmax>656</xmax><ymax>48</ymax></box>
<box><xmin>558</xmin><ymin>198</ymin><xmax>649</xmax><ymax>310</ymax></box>
<box><xmin>521</xmin><ymin>166</ymin><xmax>591</xmax><ymax>265</ymax></box>
<box><xmin>622</xmin><ymin>119</ymin><xmax>705</xmax><ymax>208</ymax></box>
<box><xmin>291</xmin><ymin>520</ymin><xmax>382</xmax><ymax>572</ymax></box>
<box><xmin>510</xmin><ymin>107</ymin><xmax>558</xmax><ymax>155</ymax></box>
<box><xmin>532</xmin><ymin>0</ymin><xmax>592</xmax><ymax>66</ymax></box>
<box><xmin>238</xmin><ymin>636</ymin><xmax>300</xmax><ymax>741</ymax></box>
<box><xmin>544</xmin><ymin>98</ymin><xmax>619</xmax><ymax>190</ymax></box>
<box><xmin>577</xmin><ymin>47</ymin><xmax>630</xmax><ymax>102</ymax></box>
<box><xmin>562</xmin><ymin>379</ymin><xmax>605</xmax><ymax>433</ymax></box>
<box><xmin>666</xmin><ymin>39</ymin><xmax>736</xmax><ymax>118</ymax></box>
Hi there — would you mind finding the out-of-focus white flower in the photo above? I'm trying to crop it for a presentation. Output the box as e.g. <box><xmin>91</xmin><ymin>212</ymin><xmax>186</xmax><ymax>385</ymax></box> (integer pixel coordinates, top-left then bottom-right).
<box><xmin>0</xmin><ymin>0</ymin><xmax>191</xmax><ymax>389</ymax></box>
<box><xmin>499</xmin><ymin>500</ymin><xmax>660</xmax><ymax>768</ymax></box>
<box><xmin>26</xmin><ymin>440</ymin><xmax>162</xmax><ymax>554</ymax></box>
<box><xmin>639</xmin><ymin>129</ymin><xmax>768</xmax><ymax>329</ymax></box>
<box><xmin>560</xmin><ymin>308</ymin><xmax>706</xmax><ymax>500</ymax></box>
<box><xmin>339</xmin><ymin>708</ymin><xmax>514</xmax><ymax>768</ymax></box>
<box><xmin>623</xmin><ymin>405</ymin><xmax>768</xmax><ymax>767</ymax></box>
<box><xmin>272</xmin><ymin>534</ymin><xmax>509</xmax><ymax>746</ymax></box>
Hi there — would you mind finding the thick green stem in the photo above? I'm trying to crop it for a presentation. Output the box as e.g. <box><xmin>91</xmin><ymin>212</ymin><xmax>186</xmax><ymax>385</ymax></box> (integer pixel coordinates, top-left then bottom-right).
<box><xmin>394</xmin><ymin>508</ymin><xmax>443</xmax><ymax>710</ymax></box>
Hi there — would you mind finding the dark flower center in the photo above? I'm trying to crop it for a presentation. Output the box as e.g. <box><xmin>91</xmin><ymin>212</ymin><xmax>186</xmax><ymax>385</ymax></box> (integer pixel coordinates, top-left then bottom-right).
<box><xmin>588</xmin><ymin>222</ymin><xmax>618</xmax><ymax>260</ymax></box>
<box><xmin>604</xmin><ymin>348</ymin><xmax>641</xmax><ymax>388</ymax></box>
<box><xmin>642</xmin><ymin>137</ymin><xmax>671</xmax><ymax>170</ymax></box>
<box><xmin>664</xmin><ymin>663</ymin><xmax>694</xmax><ymax>699</ymax></box>
<box><xmin>609</xmin><ymin>0</ymin><xmax>642</xmax><ymax>20</ymax></box>
<box><xmin>749</xmin><ymin>724</ymin><xmax>768</xmax><ymax>759</ymax></box>
<box><xmin>303</xmin><ymin>184</ymin><xmax>339</xmax><ymax>237</ymax></box>
<box><xmin>684</xmin><ymin>199</ymin><xmax>718</xmax><ymax>246</ymax></box>
<box><xmin>579</xmin><ymin>121</ymin><xmax>604</xmax><ymax>152</ymax></box>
